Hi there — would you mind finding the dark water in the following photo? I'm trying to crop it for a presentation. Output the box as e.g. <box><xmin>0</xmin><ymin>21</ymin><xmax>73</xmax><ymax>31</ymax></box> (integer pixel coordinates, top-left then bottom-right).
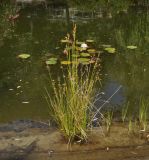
<box><xmin>0</xmin><ymin>5</ymin><xmax>149</xmax><ymax>123</ymax></box>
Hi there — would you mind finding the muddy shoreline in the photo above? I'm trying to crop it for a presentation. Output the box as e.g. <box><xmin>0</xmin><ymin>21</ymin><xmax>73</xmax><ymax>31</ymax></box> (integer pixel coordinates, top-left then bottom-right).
<box><xmin>0</xmin><ymin>120</ymin><xmax>149</xmax><ymax>160</ymax></box>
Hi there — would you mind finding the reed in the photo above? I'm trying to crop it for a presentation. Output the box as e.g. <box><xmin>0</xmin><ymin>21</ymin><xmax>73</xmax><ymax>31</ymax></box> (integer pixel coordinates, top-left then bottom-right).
<box><xmin>121</xmin><ymin>101</ymin><xmax>129</xmax><ymax>123</ymax></box>
<box><xmin>45</xmin><ymin>25</ymin><xmax>100</xmax><ymax>143</ymax></box>
<box><xmin>128</xmin><ymin>117</ymin><xmax>133</xmax><ymax>133</ymax></box>
<box><xmin>139</xmin><ymin>97</ymin><xmax>149</xmax><ymax>131</ymax></box>
<box><xmin>104</xmin><ymin>110</ymin><xmax>113</xmax><ymax>135</ymax></box>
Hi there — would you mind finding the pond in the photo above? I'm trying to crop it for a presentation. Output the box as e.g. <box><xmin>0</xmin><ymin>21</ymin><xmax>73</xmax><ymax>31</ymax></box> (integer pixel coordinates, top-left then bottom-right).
<box><xmin>0</xmin><ymin>3</ymin><xmax>149</xmax><ymax>123</ymax></box>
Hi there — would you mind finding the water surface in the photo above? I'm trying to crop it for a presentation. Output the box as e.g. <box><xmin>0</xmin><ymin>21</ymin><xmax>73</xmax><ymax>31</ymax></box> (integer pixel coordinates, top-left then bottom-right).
<box><xmin>0</xmin><ymin>5</ymin><xmax>149</xmax><ymax>123</ymax></box>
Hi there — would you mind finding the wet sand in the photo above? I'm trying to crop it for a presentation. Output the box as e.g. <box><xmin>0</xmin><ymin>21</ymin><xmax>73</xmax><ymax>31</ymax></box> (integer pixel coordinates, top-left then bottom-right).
<box><xmin>0</xmin><ymin>121</ymin><xmax>149</xmax><ymax>160</ymax></box>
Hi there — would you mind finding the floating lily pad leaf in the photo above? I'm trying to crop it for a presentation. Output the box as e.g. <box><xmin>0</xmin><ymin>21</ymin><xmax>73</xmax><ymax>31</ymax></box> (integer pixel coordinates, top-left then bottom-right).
<box><xmin>18</xmin><ymin>54</ymin><xmax>30</xmax><ymax>59</ymax></box>
<box><xmin>61</xmin><ymin>39</ymin><xmax>71</xmax><ymax>43</ymax></box>
<box><xmin>48</xmin><ymin>57</ymin><xmax>58</xmax><ymax>61</ymax></box>
<box><xmin>46</xmin><ymin>60</ymin><xmax>57</xmax><ymax>65</ymax></box>
<box><xmin>104</xmin><ymin>47</ymin><xmax>116</xmax><ymax>53</ymax></box>
<box><xmin>76</xmin><ymin>46</ymin><xmax>83</xmax><ymax>51</ymax></box>
<box><xmin>87</xmin><ymin>49</ymin><xmax>96</xmax><ymax>53</ymax></box>
<box><xmin>86</xmin><ymin>40</ymin><xmax>94</xmax><ymax>43</ymax></box>
<box><xmin>102</xmin><ymin>44</ymin><xmax>112</xmax><ymax>48</ymax></box>
<box><xmin>72</xmin><ymin>54</ymin><xmax>80</xmax><ymax>58</ymax></box>
<box><xmin>71</xmin><ymin>61</ymin><xmax>79</xmax><ymax>65</ymax></box>
<box><xmin>81</xmin><ymin>53</ymin><xmax>90</xmax><ymax>57</ymax></box>
<box><xmin>76</xmin><ymin>41</ymin><xmax>85</xmax><ymax>45</ymax></box>
<box><xmin>61</xmin><ymin>61</ymin><xmax>71</xmax><ymax>65</ymax></box>
<box><xmin>78</xmin><ymin>58</ymin><xmax>90</xmax><ymax>63</ymax></box>
<box><xmin>46</xmin><ymin>57</ymin><xmax>57</xmax><ymax>65</ymax></box>
<box><xmin>127</xmin><ymin>45</ymin><xmax>137</xmax><ymax>49</ymax></box>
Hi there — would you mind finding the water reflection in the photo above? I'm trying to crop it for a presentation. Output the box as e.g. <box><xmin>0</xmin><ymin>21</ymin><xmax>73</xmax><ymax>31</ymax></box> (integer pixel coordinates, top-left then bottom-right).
<box><xmin>0</xmin><ymin>4</ymin><xmax>149</xmax><ymax>122</ymax></box>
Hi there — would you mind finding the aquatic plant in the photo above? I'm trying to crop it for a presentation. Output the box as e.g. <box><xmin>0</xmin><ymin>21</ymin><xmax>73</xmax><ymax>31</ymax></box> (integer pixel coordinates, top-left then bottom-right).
<box><xmin>139</xmin><ymin>97</ymin><xmax>149</xmax><ymax>131</ymax></box>
<box><xmin>104</xmin><ymin>110</ymin><xmax>113</xmax><ymax>135</ymax></box>
<box><xmin>121</xmin><ymin>101</ymin><xmax>129</xmax><ymax>123</ymax></box>
<box><xmin>45</xmin><ymin>25</ymin><xmax>100</xmax><ymax>143</ymax></box>
<box><xmin>18</xmin><ymin>53</ymin><xmax>31</xmax><ymax>59</ymax></box>
<box><xmin>128</xmin><ymin>117</ymin><xmax>133</xmax><ymax>134</ymax></box>
<box><xmin>104</xmin><ymin>47</ymin><xmax>116</xmax><ymax>54</ymax></box>
<box><xmin>127</xmin><ymin>45</ymin><xmax>137</xmax><ymax>49</ymax></box>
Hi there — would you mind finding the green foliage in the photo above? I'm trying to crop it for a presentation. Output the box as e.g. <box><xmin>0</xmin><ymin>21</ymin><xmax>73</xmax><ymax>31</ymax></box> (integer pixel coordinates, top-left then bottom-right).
<box><xmin>105</xmin><ymin>110</ymin><xmax>113</xmax><ymax>135</ymax></box>
<box><xmin>46</xmin><ymin>58</ymin><xmax>57</xmax><ymax>65</ymax></box>
<box><xmin>127</xmin><ymin>45</ymin><xmax>137</xmax><ymax>49</ymax></box>
<box><xmin>104</xmin><ymin>47</ymin><xmax>116</xmax><ymax>54</ymax></box>
<box><xmin>128</xmin><ymin>117</ymin><xmax>133</xmax><ymax>133</ymax></box>
<box><xmin>139</xmin><ymin>97</ymin><xmax>149</xmax><ymax>131</ymax></box>
<box><xmin>45</xmin><ymin>25</ymin><xmax>100</xmax><ymax>143</ymax></box>
<box><xmin>122</xmin><ymin>101</ymin><xmax>129</xmax><ymax>123</ymax></box>
<box><xmin>18</xmin><ymin>54</ymin><xmax>31</xmax><ymax>59</ymax></box>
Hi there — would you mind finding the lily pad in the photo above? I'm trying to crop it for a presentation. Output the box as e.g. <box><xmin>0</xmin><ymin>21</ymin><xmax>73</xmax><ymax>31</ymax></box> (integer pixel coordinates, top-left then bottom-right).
<box><xmin>72</xmin><ymin>54</ymin><xmax>80</xmax><ymax>58</ymax></box>
<box><xmin>86</xmin><ymin>40</ymin><xmax>94</xmax><ymax>43</ymax></box>
<box><xmin>18</xmin><ymin>54</ymin><xmax>30</xmax><ymax>59</ymax></box>
<box><xmin>104</xmin><ymin>47</ymin><xmax>116</xmax><ymax>54</ymax></box>
<box><xmin>78</xmin><ymin>58</ymin><xmax>90</xmax><ymax>63</ymax></box>
<box><xmin>46</xmin><ymin>60</ymin><xmax>57</xmax><ymax>65</ymax></box>
<box><xmin>76</xmin><ymin>46</ymin><xmax>84</xmax><ymax>51</ymax></box>
<box><xmin>81</xmin><ymin>53</ymin><xmax>90</xmax><ymax>57</ymax></box>
<box><xmin>76</xmin><ymin>41</ymin><xmax>85</xmax><ymax>45</ymax></box>
<box><xmin>87</xmin><ymin>49</ymin><xmax>96</xmax><ymax>53</ymax></box>
<box><xmin>48</xmin><ymin>57</ymin><xmax>58</xmax><ymax>61</ymax></box>
<box><xmin>71</xmin><ymin>61</ymin><xmax>79</xmax><ymax>65</ymax></box>
<box><xmin>61</xmin><ymin>39</ymin><xmax>70</xmax><ymax>43</ymax></box>
<box><xmin>46</xmin><ymin>57</ymin><xmax>57</xmax><ymax>65</ymax></box>
<box><xmin>127</xmin><ymin>45</ymin><xmax>137</xmax><ymax>49</ymax></box>
<box><xmin>102</xmin><ymin>44</ymin><xmax>112</xmax><ymax>48</ymax></box>
<box><xmin>61</xmin><ymin>61</ymin><xmax>71</xmax><ymax>65</ymax></box>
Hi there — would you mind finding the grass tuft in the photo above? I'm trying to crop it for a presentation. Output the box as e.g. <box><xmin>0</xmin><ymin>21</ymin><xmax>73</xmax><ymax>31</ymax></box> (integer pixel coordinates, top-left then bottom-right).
<box><xmin>139</xmin><ymin>97</ymin><xmax>149</xmax><ymax>131</ymax></box>
<box><xmin>45</xmin><ymin>25</ymin><xmax>100</xmax><ymax>143</ymax></box>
